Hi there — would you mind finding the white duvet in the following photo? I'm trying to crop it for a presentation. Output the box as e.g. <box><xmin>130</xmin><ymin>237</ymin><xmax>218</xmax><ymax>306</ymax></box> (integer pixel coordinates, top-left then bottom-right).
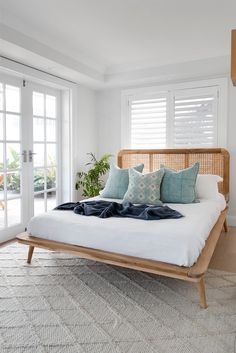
<box><xmin>28</xmin><ymin>194</ymin><xmax>226</xmax><ymax>267</ymax></box>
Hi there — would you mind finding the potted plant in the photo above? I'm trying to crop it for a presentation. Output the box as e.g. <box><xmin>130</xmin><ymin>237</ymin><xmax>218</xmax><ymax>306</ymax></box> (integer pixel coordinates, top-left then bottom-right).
<box><xmin>75</xmin><ymin>153</ymin><xmax>112</xmax><ymax>197</ymax></box>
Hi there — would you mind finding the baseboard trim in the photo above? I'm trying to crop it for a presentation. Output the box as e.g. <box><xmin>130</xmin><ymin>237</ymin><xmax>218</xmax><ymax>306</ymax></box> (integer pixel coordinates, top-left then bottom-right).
<box><xmin>0</xmin><ymin>237</ymin><xmax>16</xmax><ymax>248</ymax></box>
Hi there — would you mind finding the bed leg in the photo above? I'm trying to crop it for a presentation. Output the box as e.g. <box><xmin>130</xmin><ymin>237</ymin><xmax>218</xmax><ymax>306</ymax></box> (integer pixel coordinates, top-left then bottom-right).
<box><xmin>27</xmin><ymin>245</ymin><xmax>34</xmax><ymax>264</ymax></box>
<box><xmin>197</xmin><ymin>277</ymin><xmax>207</xmax><ymax>309</ymax></box>
<box><xmin>223</xmin><ymin>219</ymin><xmax>229</xmax><ymax>233</ymax></box>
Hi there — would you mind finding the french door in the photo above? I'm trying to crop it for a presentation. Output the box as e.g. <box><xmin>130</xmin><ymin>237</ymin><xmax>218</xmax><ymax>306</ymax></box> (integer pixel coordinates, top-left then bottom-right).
<box><xmin>0</xmin><ymin>73</ymin><xmax>61</xmax><ymax>242</ymax></box>
<box><xmin>31</xmin><ymin>84</ymin><xmax>60</xmax><ymax>217</ymax></box>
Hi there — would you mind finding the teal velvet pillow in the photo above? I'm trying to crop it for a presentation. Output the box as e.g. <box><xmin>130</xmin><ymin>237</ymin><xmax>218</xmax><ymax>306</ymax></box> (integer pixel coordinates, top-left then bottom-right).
<box><xmin>101</xmin><ymin>163</ymin><xmax>144</xmax><ymax>199</ymax></box>
<box><xmin>123</xmin><ymin>168</ymin><xmax>164</xmax><ymax>205</ymax></box>
<box><xmin>160</xmin><ymin>163</ymin><xmax>199</xmax><ymax>203</ymax></box>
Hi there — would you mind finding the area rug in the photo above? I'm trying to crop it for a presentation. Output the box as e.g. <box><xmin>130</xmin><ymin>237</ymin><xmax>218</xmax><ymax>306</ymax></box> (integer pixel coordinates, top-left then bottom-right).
<box><xmin>0</xmin><ymin>243</ymin><xmax>236</xmax><ymax>353</ymax></box>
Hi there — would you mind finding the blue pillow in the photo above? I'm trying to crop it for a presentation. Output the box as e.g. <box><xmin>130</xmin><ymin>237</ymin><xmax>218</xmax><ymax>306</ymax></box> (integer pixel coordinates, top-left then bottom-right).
<box><xmin>123</xmin><ymin>168</ymin><xmax>164</xmax><ymax>205</ymax></box>
<box><xmin>160</xmin><ymin>163</ymin><xmax>199</xmax><ymax>203</ymax></box>
<box><xmin>101</xmin><ymin>163</ymin><xmax>144</xmax><ymax>199</ymax></box>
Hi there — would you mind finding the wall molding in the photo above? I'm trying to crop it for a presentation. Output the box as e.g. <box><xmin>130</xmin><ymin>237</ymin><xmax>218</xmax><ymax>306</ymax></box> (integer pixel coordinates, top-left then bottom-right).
<box><xmin>0</xmin><ymin>24</ymin><xmax>230</xmax><ymax>90</ymax></box>
<box><xmin>0</xmin><ymin>24</ymin><xmax>104</xmax><ymax>88</ymax></box>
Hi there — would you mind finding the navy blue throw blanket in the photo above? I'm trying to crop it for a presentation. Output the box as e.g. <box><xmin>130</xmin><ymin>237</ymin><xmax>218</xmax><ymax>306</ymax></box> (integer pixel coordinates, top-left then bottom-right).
<box><xmin>55</xmin><ymin>200</ymin><xmax>183</xmax><ymax>220</ymax></box>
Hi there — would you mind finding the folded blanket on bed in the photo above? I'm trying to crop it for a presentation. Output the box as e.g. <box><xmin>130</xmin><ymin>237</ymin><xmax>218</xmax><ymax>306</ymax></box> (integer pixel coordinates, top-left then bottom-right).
<box><xmin>55</xmin><ymin>201</ymin><xmax>183</xmax><ymax>220</ymax></box>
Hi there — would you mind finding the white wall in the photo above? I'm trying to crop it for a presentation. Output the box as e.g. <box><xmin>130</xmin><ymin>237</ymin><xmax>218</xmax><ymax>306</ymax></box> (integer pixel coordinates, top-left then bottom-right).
<box><xmin>97</xmin><ymin>76</ymin><xmax>236</xmax><ymax>227</ymax></box>
<box><xmin>72</xmin><ymin>85</ymin><xmax>98</xmax><ymax>201</ymax></box>
<box><xmin>97</xmin><ymin>88</ymin><xmax>122</xmax><ymax>159</ymax></box>
<box><xmin>227</xmin><ymin>82</ymin><xmax>236</xmax><ymax>226</ymax></box>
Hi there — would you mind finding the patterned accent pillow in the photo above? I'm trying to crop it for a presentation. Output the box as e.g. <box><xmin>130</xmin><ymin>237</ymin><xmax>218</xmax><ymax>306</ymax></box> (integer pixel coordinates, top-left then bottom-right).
<box><xmin>101</xmin><ymin>163</ymin><xmax>144</xmax><ymax>199</ymax></box>
<box><xmin>160</xmin><ymin>163</ymin><xmax>199</xmax><ymax>203</ymax></box>
<box><xmin>123</xmin><ymin>168</ymin><xmax>164</xmax><ymax>205</ymax></box>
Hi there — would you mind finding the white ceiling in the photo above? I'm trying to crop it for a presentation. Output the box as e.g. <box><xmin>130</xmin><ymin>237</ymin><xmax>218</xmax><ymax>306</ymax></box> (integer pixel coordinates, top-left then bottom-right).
<box><xmin>0</xmin><ymin>0</ymin><xmax>235</xmax><ymax>84</ymax></box>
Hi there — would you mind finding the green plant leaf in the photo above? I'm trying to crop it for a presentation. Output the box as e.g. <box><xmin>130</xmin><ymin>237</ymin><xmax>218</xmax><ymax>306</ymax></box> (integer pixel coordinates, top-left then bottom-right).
<box><xmin>75</xmin><ymin>152</ymin><xmax>112</xmax><ymax>197</ymax></box>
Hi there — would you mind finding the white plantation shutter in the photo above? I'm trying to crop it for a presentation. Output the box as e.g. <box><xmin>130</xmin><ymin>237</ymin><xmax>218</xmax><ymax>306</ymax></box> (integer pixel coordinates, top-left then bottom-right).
<box><xmin>173</xmin><ymin>87</ymin><xmax>218</xmax><ymax>147</ymax></box>
<box><xmin>129</xmin><ymin>95</ymin><xmax>167</xmax><ymax>148</ymax></box>
<box><xmin>127</xmin><ymin>85</ymin><xmax>220</xmax><ymax>148</ymax></box>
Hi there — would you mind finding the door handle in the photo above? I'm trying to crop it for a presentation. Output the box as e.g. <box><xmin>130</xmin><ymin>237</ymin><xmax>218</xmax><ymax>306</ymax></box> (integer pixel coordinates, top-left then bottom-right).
<box><xmin>29</xmin><ymin>150</ymin><xmax>37</xmax><ymax>163</ymax></box>
<box><xmin>18</xmin><ymin>150</ymin><xmax>27</xmax><ymax>163</ymax></box>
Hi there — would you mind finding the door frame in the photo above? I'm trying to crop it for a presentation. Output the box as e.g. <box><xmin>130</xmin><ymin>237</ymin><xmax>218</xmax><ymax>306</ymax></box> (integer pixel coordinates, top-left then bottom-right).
<box><xmin>0</xmin><ymin>71</ymin><xmax>63</xmax><ymax>242</ymax></box>
<box><xmin>0</xmin><ymin>72</ymin><xmax>26</xmax><ymax>240</ymax></box>
<box><xmin>27</xmin><ymin>81</ymin><xmax>62</xmax><ymax>220</ymax></box>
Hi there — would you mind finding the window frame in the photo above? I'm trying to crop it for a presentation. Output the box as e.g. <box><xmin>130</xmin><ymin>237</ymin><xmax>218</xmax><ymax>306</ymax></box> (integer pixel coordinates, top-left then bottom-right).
<box><xmin>121</xmin><ymin>78</ymin><xmax>228</xmax><ymax>149</ymax></box>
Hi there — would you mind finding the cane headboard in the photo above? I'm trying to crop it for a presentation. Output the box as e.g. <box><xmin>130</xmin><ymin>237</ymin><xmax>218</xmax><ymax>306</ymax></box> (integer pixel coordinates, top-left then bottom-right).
<box><xmin>117</xmin><ymin>148</ymin><xmax>230</xmax><ymax>201</ymax></box>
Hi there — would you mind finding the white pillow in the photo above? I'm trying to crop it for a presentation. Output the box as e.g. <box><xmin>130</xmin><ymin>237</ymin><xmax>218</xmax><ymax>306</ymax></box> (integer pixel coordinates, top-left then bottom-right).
<box><xmin>195</xmin><ymin>174</ymin><xmax>223</xmax><ymax>199</ymax></box>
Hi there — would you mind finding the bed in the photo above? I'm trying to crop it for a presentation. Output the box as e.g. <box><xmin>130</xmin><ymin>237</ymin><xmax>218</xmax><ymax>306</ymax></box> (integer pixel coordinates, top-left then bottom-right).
<box><xmin>17</xmin><ymin>148</ymin><xmax>230</xmax><ymax>309</ymax></box>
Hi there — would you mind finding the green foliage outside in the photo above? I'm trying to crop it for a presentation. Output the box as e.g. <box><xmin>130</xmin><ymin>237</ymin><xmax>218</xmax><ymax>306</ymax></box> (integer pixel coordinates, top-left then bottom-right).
<box><xmin>0</xmin><ymin>148</ymin><xmax>21</xmax><ymax>192</ymax></box>
<box><xmin>1</xmin><ymin>149</ymin><xmax>111</xmax><ymax>197</ymax></box>
<box><xmin>0</xmin><ymin>148</ymin><xmax>56</xmax><ymax>193</ymax></box>
<box><xmin>75</xmin><ymin>152</ymin><xmax>112</xmax><ymax>197</ymax></box>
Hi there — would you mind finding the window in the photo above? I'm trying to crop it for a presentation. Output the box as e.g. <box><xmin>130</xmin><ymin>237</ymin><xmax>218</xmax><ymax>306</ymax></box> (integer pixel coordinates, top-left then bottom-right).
<box><xmin>130</xmin><ymin>94</ymin><xmax>167</xmax><ymax>148</ymax></box>
<box><xmin>122</xmin><ymin>79</ymin><xmax>227</xmax><ymax>148</ymax></box>
<box><xmin>173</xmin><ymin>88</ymin><xmax>217</xmax><ymax>147</ymax></box>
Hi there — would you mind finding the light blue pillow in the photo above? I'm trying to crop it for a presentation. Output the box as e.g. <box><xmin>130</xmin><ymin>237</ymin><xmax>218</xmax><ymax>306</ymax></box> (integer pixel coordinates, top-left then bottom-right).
<box><xmin>101</xmin><ymin>163</ymin><xmax>144</xmax><ymax>199</ymax></box>
<box><xmin>160</xmin><ymin>163</ymin><xmax>199</xmax><ymax>203</ymax></box>
<box><xmin>123</xmin><ymin>168</ymin><xmax>164</xmax><ymax>205</ymax></box>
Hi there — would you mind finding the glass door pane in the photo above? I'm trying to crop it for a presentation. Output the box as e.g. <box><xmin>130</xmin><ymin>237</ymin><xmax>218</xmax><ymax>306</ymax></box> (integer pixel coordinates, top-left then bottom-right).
<box><xmin>33</xmin><ymin>90</ymin><xmax>58</xmax><ymax>215</ymax></box>
<box><xmin>0</xmin><ymin>82</ymin><xmax>22</xmax><ymax>230</ymax></box>
<box><xmin>0</xmin><ymin>74</ymin><xmax>62</xmax><ymax>242</ymax></box>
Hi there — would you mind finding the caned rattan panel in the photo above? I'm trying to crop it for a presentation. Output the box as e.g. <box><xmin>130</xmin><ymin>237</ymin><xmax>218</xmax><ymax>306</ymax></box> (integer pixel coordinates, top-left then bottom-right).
<box><xmin>118</xmin><ymin>149</ymin><xmax>229</xmax><ymax>200</ymax></box>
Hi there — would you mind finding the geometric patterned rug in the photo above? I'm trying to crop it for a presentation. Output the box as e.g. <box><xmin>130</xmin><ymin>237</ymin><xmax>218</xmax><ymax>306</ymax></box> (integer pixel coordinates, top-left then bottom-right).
<box><xmin>0</xmin><ymin>243</ymin><xmax>236</xmax><ymax>353</ymax></box>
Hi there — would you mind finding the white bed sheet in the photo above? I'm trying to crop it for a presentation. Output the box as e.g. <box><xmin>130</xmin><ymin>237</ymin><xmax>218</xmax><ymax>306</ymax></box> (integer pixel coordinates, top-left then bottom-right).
<box><xmin>28</xmin><ymin>194</ymin><xmax>226</xmax><ymax>267</ymax></box>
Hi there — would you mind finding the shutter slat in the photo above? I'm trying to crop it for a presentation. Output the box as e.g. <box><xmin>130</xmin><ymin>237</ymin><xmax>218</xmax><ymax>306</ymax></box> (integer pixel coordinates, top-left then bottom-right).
<box><xmin>132</xmin><ymin>109</ymin><xmax>166</xmax><ymax>114</ymax></box>
<box><xmin>130</xmin><ymin>95</ymin><xmax>167</xmax><ymax>148</ymax></box>
<box><xmin>175</xmin><ymin>97</ymin><xmax>214</xmax><ymax>103</ymax></box>
<box><xmin>175</xmin><ymin>110</ymin><xmax>213</xmax><ymax>116</ymax></box>
<box><xmin>129</xmin><ymin>89</ymin><xmax>217</xmax><ymax>148</ymax></box>
<box><xmin>132</xmin><ymin>120</ymin><xmax>166</xmax><ymax>125</ymax></box>
<box><xmin>132</xmin><ymin>103</ymin><xmax>166</xmax><ymax>108</ymax></box>
<box><xmin>132</xmin><ymin>99</ymin><xmax>166</xmax><ymax>104</ymax></box>
<box><xmin>174</xmin><ymin>94</ymin><xmax>216</xmax><ymax>147</ymax></box>
<box><xmin>175</xmin><ymin>122</ymin><xmax>214</xmax><ymax>127</ymax></box>
<box><xmin>174</xmin><ymin>116</ymin><xmax>213</xmax><ymax>121</ymax></box>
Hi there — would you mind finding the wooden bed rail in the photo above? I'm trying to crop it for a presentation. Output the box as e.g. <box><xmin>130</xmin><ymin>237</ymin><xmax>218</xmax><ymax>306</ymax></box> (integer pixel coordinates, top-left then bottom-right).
<box><xmin>17</xmin><ymin>206</ymin><xmax>227</xmax><ymax>309</ymax></box>
<box><xmin>16</xmin><ymin>148</ymin><xmax>230</xmax><ymax>309</ymax></box>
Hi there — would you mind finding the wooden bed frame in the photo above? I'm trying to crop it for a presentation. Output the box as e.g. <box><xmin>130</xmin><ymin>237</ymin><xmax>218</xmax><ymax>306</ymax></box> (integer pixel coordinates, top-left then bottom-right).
<box><xmin>17</xmin><ymin>148</ymin><xmax>230</xmax><ymax>309</ymax></box>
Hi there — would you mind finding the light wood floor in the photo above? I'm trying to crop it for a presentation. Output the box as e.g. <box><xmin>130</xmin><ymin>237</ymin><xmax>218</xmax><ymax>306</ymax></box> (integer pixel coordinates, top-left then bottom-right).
<box><xmin>210</xmin><ymin>227</ymin><xmax>236</xmax><ymax>273</ymax></box>
<box><xmin>0</xmin><ymin>230</ymin><xmax>235</xmax><ymax>273</ymax></box>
